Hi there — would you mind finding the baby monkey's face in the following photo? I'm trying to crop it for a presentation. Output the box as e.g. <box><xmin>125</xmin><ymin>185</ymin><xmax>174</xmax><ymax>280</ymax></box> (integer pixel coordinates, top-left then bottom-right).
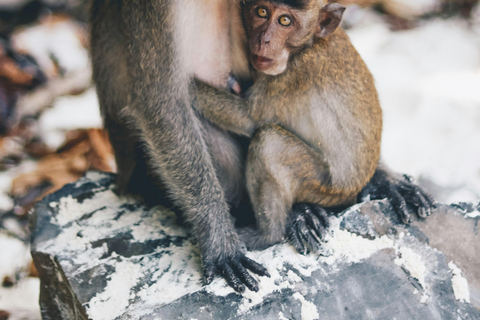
<box><xmin>242</xmin><ymin>0</ymin><xmax>345</xmax><ymax>76</ymax></box>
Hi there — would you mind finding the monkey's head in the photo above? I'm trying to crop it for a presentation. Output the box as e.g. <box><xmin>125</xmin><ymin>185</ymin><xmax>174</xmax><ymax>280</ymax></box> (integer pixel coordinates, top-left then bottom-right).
<box><xmin>242</xmin><ymin>0</ymin><xmax>345</xmax><ymax>75</ymax></box>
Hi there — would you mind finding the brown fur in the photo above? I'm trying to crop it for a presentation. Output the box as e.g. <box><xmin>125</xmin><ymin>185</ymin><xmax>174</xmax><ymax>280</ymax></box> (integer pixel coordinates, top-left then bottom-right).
<box><xmin>195</xmin><ymin>1</ymin><xmax>382</xmax><ymax>249</ymax></box>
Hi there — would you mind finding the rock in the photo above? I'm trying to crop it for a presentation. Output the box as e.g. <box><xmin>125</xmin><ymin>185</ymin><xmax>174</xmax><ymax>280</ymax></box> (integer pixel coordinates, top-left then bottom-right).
<box><xmin>30</xmin><ymin>171</ymin><xmax>480</xmax><ymax>320</ymax></box>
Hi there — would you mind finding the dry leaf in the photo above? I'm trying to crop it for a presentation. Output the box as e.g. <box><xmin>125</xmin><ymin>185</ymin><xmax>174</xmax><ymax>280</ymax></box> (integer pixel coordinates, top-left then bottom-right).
<box><xmin>10</xmin><ymin>128</ymin><xmax>114</xmax><ymax>215</ymax></box>
<box><xmin>28</xmin><ymin>261</ymin><xmax>38</xmax><ymax>278</ymax></box>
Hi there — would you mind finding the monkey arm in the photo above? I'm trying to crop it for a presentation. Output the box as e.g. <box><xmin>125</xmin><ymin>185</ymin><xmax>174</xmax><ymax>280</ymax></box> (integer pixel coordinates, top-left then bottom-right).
<box><xmin>194</xmin><ymin>79</ymin><xmax>256</xmax><ymax>138</ymax></box>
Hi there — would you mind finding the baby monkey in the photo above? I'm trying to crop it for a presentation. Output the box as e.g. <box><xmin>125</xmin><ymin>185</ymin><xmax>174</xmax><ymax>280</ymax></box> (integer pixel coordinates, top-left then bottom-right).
<box><xmin>195</xmin><ymin>0</ymin><xmax>383</xmax><ymax>253</ymax></box>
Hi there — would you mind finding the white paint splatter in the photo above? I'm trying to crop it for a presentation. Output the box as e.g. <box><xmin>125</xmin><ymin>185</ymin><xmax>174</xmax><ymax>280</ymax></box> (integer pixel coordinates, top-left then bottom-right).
<box><xmin>465</xmin><ymin>211</ymin><xmax>480</xmax><ymax>218</ymax></box>
<box><xmin>293</xmin><ymin>292</ymin><xmax>320</xmax><ymax>320</ymax></box>
<box><xmin>394</xmin><ymin>246</ymin><xmax>427</xmax><ymax>289</ymax></box>
<box><xmin>321</xmin><ymin>228</ymin><xmax>394</xmax><ymax>265</ymax></box>
<box><xmin>52</xmin><ymin>189</ymin><xmax>122</xmax><ymax>226</ymax></box>
<box><xmin>206</xmin><ymin>214</ymin><xmax>397</xmax><ymax>315</ymax></box>
<box><xmin>448</xmin><ymin>261</ymin><xmax>470</xmax><ymax>303</ymax></box>
<box><xmin>86</xmin><ymin>261</ymin><xmax>143</xmax><ymax>320</ymax></box>
<box><xmin>136</xmin><ymin>245</ymin><xmax>204</xmax><ymax>307</ymax></box>
<box><xmin>420</xmin><ymin>294</ymin><xmax>429</xmax><ymax>304</ymax></box>
<box><xmin>287</xmin><ymin>270</ymin><xmax>303</xmax><ymax>283</ymax></box>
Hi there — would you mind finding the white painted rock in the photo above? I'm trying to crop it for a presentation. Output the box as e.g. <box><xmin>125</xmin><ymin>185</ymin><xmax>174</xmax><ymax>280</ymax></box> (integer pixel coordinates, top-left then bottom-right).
<box><xmin>30</xmin><ymin>172</ymin><xmax>480</xmax><ymax>319</ymax></box>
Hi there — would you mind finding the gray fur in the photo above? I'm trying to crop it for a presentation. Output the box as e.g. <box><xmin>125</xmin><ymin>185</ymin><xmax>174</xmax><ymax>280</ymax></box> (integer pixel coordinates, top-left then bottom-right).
<box><xmin>91</xmin><ymin>0</ymin><xmax>268</xmax><ymax>292</ymax></box>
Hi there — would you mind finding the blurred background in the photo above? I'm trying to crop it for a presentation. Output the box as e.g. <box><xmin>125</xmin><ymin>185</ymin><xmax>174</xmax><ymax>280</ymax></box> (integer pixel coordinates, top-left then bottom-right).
<box><xmin>0</xmin><ymin>0</ymin><xmax>479</xmax><ymax>319</ymax></box>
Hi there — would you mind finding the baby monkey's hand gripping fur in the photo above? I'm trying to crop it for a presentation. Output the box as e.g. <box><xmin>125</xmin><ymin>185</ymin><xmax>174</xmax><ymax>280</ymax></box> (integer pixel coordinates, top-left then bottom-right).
<box><xmin>195</xmin><ymin>0</ymin><xmax>434</xmax><ymax>254</ymax></box>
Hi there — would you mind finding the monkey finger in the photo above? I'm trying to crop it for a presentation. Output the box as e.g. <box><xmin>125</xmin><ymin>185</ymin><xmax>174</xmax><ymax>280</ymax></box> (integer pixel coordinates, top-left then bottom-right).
<box><xmin>240</xmin><ymin>256</ymin><xmax>270</xmax><ymax>277</ymax></box>
<box><xmin>221</xmin><ymin>263</ymin><xmax>245</xmax><ymax>293</ymax></box>
<box><xmin>292</xmin><ymin>203</ymin><xmax>310</xmax><ymax>216</ymax></box>
<box><xmin>298</xmin><ymin>229</ymin><xmax>321</xmax><ymax>253</ymax></box>
<box><xmin>231</xmin><ymin>260</ymin><xmax>259</xmax><ymax>292</ymax></box>
<box><xmin>397</xmin><ymin>182</ymin><xmax>433</xmax><ymax>218</ymax></box>
<box><xmin>388</xmin><ymin>186</ymin><xmax>411</xmax><ymax>224</ymax></box>
<box><xmin>397</xmin><ymin>184</ymin><xmax>422</xmax><ymax>207</ymax></box>
<box><xmin>203</xmin><ymin>264</ymin><xmax>216</xmax><ymax>285</ymax></box>
<box><xmin>363</xmin><ymin>176</ymin><xmax>389</xmax><ymax>201</ymax></box>
<box><xmin>304</xmin><ymin>209</ymin><xmax>326</xmax><ymax>241</ymax></box>
<box><xmin>411</xmin><ymin>190</ymin><xmax>432</xmax><ymax>218</ymax></box>
<box><xmin>295</xmin><ymin>217</ymin><xmax>313</xmax><ymax>253</ymax></box>
<box><xmin>288</xmin><ymin>205</ymin><xmax>310</xmax><ymax>252</ymax></box>
<box><xmin>305</xmin><ymin>228</ymin><xmax>322</xmax><ymax>252</ymax></box>
<box><xmin>287</xmin><ymin>223</ymin><xmax>306</xmax><ymax>254</ymax></box>
<box><xmin>413</xmin><ymin>183</ymin><xmax>436</xmax><ymax>211</ymax></box>
<box><xmin>311</xmin><ymin>205</ymin><xmax>330</xmax><ymax>230</ymax></box>
<box><xmin>398</xmin><ymin>176</ymin><xmax>435</xmax><ymax>206</ymax></box>
<box><xmin>403</xmin><ymin>174</ymin><xmax>414</xmax><ymax>183</ymax></box>
<box><xmin>417</xmin><ymin>206</ymin><xmax>429</xmax><ymax>219</ymax></box>
<box><xmin>359</xmin><ymin>182</ymin><xmax>382</xmax><ymax>201</ymax></box>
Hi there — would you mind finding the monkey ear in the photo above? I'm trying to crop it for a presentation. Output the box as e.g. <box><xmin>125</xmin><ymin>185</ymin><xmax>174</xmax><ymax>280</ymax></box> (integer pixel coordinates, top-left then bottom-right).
<box><xmin>316</xmin><ymin>3</ymin><xmax>346</xmax><ymax>38</ymax></box>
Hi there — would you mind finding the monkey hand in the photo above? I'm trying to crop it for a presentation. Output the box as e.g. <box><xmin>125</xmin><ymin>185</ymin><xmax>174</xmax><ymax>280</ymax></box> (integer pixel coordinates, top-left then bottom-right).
<box><xmin>227</xmin><ymin>75</ymin><xmax>242</xmax><ymax>95</ymax></box>
<box><xmin>360</xmin><ymin>168</ymin><xmax>436</xmax><ymax>224</ymax></box>
<box><xmin>203</xmin><ymin>252</ymin><xmax>270</xmax><ymax>293</ymax></box>
<box><xmin>286</xmin><ymin>203</ymin><xmax>330</xmax><ymax>255</ymax></box>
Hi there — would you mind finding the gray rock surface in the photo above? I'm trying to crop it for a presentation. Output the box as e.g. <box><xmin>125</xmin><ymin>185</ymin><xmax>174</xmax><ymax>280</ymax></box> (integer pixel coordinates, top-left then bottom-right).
<box><xmin>30</xmin><ymin>171</ymin><xmax>480</xmax><ymax>320</ymax></box>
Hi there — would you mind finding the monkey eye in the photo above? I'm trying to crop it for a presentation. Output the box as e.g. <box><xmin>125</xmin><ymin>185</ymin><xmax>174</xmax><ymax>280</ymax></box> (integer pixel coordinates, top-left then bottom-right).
<box><xmin>256</xmin><ymin>6</ymin><xmax>268</xmax><ymax>18</ymax></box>
<box><xmin>278</xmin><ymin>16</ymin><xmax>291</xmax><ymax>26</ymax></box>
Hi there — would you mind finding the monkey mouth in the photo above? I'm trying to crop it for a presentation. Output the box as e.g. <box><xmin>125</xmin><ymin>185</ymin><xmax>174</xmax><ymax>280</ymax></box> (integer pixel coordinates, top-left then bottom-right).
<box><xmin>251</xmin><ymin>54</ymin><xmax>274</xmax><ymax>70</ymax></box>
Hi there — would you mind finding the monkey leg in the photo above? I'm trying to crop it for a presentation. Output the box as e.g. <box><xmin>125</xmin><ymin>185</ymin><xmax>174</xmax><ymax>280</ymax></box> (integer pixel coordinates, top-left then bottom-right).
<box><xmin>359</xmin><ymin>165</ymin><xmax>436</xmax><ymax>223</ymax></box>
<box><xmin>103</xmin><ymin>115</ymin><xmax>138</xmax><ymax>194</ymax></box>
<box><xmin>244</xmin><ymin>124</ymin><xmax>356</xmax><ymax>253</ymax></box>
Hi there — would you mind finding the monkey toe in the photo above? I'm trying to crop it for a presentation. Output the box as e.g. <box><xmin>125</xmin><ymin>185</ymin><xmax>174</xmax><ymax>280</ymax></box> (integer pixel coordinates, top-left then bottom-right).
<box><xmin>417</xmin><ymin>206</ymin><xmax>429</xmax><ymax>218</ymax></box>
<box><xmin>395</xmin><ymin>177</ymin><xmax>435</xmax><ymax>220</ymax></box>
<box><xmin>221</xmin><ymin>263</ymin><xmax>246</xmax><ymax>293</ymax></box>
<box><xmin>204</xmin><ymin>253</ymin><xmax>268</xmax><ymax>292</ymax></box>
<box><xmin>231</xmin><ymin>260</ymin><xmax>259</xmax><ymax>292</ymax></box>
<box><xmin>364</xmin><ymin>170</ymin><xmax>435</xmax><ymax>223</ymax></box>
<box><xmin>388</xmin><ymin>186</ymin><xmax>412</xmax><ymax>224</ymax></box>
<box><xmin>240</xmin><ymin>255</ymin><xmax>270</xmax><ymax>278</ymax></box>
<box><xmin>296</xmin><ymin>217</ymin><xmax>319</xmax><ymax>253</ymax></box>
<box><xmin>296</xmin><ymin>203</ymin><xmax>329</xmax><ymax>240</ymax></box>
<box><xmin>203</xmin><ymin>263</ymin><xmax>216</xmax><ymax>285</ymax></box>
<box><xmin>287</xmin><ymin>222</ymin><xmax>307</xmax><ymax>254</ymax></box>
<box><xmin>310</xmin><ymin>204</ymin><xmax>331</xmax><ymax>238</ymax></box>
<box><xmin>287</xmin><ymin>203</ymin><xmax>330</xmax><ymax>254</ymax></box>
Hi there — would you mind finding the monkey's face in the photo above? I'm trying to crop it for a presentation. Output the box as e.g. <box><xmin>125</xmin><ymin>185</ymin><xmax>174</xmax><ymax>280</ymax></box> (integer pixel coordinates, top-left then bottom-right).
<box><xmin>243</xmin><ymin>1</ymin><xmax>345</xmax><ymax>76</ymax></box>
<box><xmin>243</xmin><ymin>1</ymin><xmax>319</xmax><ymax>75</ymax></box>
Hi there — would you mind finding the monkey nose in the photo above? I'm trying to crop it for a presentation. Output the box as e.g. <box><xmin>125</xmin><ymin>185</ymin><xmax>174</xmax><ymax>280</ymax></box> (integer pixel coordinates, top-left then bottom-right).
<box><xmin>258</xmin><ymin>32</ymin><xmax>271</xmax><ymax>45</ymax></box>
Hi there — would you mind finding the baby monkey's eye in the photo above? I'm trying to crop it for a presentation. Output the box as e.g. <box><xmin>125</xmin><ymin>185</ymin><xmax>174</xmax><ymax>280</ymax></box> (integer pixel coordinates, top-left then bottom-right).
<box><xmin>279</xmin><ymin>16</ymin><xmax>291</xmax><ymax>26</ymax></box>
<box><xmin>256</xmin><ymin>7</ymin><xmax>268</xmax><ymax>18</ymax></box>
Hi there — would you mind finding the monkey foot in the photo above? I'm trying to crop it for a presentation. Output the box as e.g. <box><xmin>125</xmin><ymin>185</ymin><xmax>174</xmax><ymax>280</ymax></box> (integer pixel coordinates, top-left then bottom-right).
<box><xmin>361</xmin><ymin>170</ymin><xmax>436</xmax><ymax>224</ymax></box>
<box><xmin>287</xmin><ymin>203</ymin><xmax>330</xmax><ymax>255</ymax></box>
<box><xmin>203</xmin><ymin>254</ymin><xmax>270</xmax><ymax>293</ymax></box>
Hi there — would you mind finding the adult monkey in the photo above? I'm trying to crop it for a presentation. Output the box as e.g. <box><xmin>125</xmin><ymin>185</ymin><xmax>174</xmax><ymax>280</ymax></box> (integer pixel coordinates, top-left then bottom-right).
<box><xmin>90</xmin><ymin>0</ymin><xmax>269</xmax><ymax>294</ymax></box>
<box><xmin>90</xmin><ymin>0</ymin><xmax>433</xmax><ymax>293</ymax></box>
